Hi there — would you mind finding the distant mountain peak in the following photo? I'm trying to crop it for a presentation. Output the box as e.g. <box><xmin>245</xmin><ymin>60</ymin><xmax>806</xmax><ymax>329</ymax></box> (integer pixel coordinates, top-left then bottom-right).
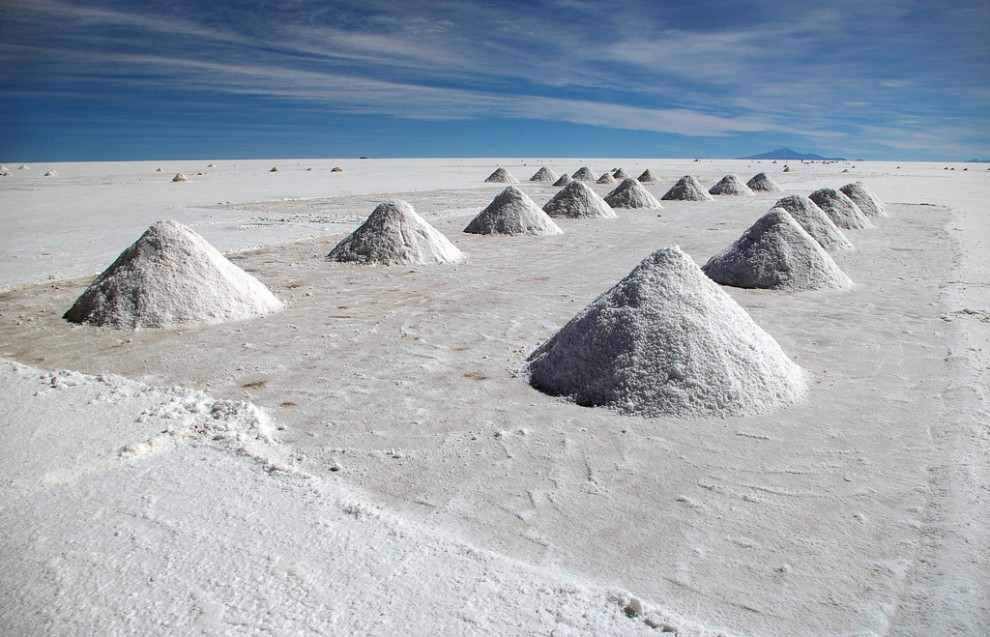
<box><xmin>741</xmin><ymin>147</ymin><xmax>845</xmax><ymax>161</ymax></box>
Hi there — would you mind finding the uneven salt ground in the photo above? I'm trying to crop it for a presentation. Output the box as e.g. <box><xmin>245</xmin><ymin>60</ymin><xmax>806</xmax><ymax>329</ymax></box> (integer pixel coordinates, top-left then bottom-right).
<box><xmin>0</xmin><ymin>362</ymin><xmax>693</xmax><ymax>637</ymax></box>
<box><xmin>1</xmin><ymin>160</ymin><xmax>987</xmax><ymax>636</ymax></box>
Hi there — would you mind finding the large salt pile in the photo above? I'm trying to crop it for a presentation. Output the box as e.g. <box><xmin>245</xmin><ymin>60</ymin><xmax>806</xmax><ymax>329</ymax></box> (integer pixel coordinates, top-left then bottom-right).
<box><xmin>747</xmin><ymin>172</ymin><xmax>784</xmax><ymax>192</ymax></box>
<box><xmin>64</xmin><ymin>220</ymin><xmax>283</xmax><ymax>329</ymax></box>
<box><xmin>702</xmin><ymin>208</ymin><xmax>853</xmax><ymax>291</ymax></box>
<box><xmin>809</xmin><ymin>188</ymin><xmax>872</xmax><ymax>229</ymax></box>
<box><xmin>661</xmin><ymin>175</ymin><xmax>714</xmax><ymax>201</ymax></box>
<box><xmin>528</xmin><ymin>167</ymin><xmax>558</xmax><ymax>183</ymax></box>
<box><xmin>464</xmin><ymin>186</ymin><xmax>563</xmax><ymax>236</ymax></box>
<box><xmin>327</xmin><ymin>200</ymin><xmax>465</xmax><ymax>265</ymax></box>
<box><xmin>613</xmin><ymin>168</ymin><xmax>630</xmax><ymax>179</ymax></box>
<box><xmin>604</xmin><ymin>178</ymin><xmax>662</xmax><ymax>209</ymax></box>
<box><xmin>552</xmin><ymin>174</ymin><xmax>573</xmax><ymax>187</ymax></box>
<box><xmin>542</xmin><ymin>181</ymin><xmax>616</xmax><ymax>219</ymax></box>
<box><xmin>571</xmin><ymin>167</ymin><xmax>597</xmax><ymax>181</ymax></box>
<box><xmin>840</xmin><ymin>182</ymin><xmax>888</xmax><ymax>218</ymax></box>
<box><xmin>526</xmin><ymin>245</ymin><xmax>806</xmax><ymax>418</ymax></box>
<box><xmin>637</xmin><ymin>169</ymin><xmax>661</xmax><ymax>183</ymax></box>
<box><xmin>773</xmin><ymin>194</ymin><xmax>854</xmax><ymax>251</ymax></box>
<box><xmin>709</xmin><ymin>174</ymin><xmax>753</xmax><ymax>195</ymax></box>
<box><xmin>596</xmin><ymin>171</ymin><xmax>617</xmax><ymax>185</ymax></box>
<box><xmin>485</xmin><ymin>167</ymin><xmax>519</xmax><ymax>184</ymax></box>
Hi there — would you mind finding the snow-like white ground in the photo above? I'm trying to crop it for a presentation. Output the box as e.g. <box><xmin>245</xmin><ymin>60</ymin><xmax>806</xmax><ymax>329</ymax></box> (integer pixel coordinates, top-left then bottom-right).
<box><xmin>1</xmin><ymin>158</ymin><xmax>987</xmax><ymax>636</ymax></box>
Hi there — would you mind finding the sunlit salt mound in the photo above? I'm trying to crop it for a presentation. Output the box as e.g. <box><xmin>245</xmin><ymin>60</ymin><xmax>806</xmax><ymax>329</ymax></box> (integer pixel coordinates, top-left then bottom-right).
<box><xmin>709</xmin><ymin>174</ymin><xmax>753</xmax><ymax>195</ymax></box>
<box><xmin>604</xmin><ymin>178</ymin><xmax>662</xmax><ymax>209</ymax></box>
<box><xmin>328</xmin><ymin>200</ymin><xmax>465</xmax><ymax>265</ymax></box>
<box><xmin>571</xmin><ymin>166</ymin><xmax>597</xmax><ymax>181</ymax></box>
<box><xmin>809</xmin><ymin>188</ymin><xmax>872</xmax><ymax>229</ymax></box>
<box><xmin>528</xmin><ymin>167</ymin><xmax>558</xmax><ymax>183</ymax></box>
<box><xmin>637</xmin><ymin>169</ymin><xmax>660</xmax><ymax>183</ymax></box>
<box><xmin>702</xmin><ymin>209</ymin><xmax>852</xmax><ymax>291</ymax></box>
<box><xmin>612</xmin><ymin>168</ymin><xmax>630</xmax><ymax>179</ymax></box>
<box><xmin>172</xmin><ymin>173</ymin><xmax>188</xmax><ymax>182</ymax></box>
<box><xmin>527</xmin><ymin>245</ymin><xmax>806</xmax><ymax>418</ymax></box>
<box><xmin>464</xmin><ymin>186</ymin><xmax>563</xmax><ymax>236</ymax></box>
<box><xmin>542</xmin><ymin>180</ymin><xmax>616</xmax><ymax>219</ymax></box>
<box><xmin>840</xmin><ymin>182</ymin><xmax>887</xmax><ymax>218</ymax></box>
<box><xmin>484</xmin><ymin>167</ymin><xmax>519</xmax><ymax>184</ymax></box>
<box><xmin>747</xmin><ymin>172</ymin><xmax>784</xmax><ymax>192</ymax></box>
<box><xmin>773</xmin><ymin>195</ymin><xmax>854</xmax><ymax>251</ymax></box>
<box><xmin>596</xmin><ymin>171</ymin><xmax>617</xmax><ymax>185</ymax></box>
<box><xmin>552</xmin><ymin>173</ymin><xmax>573</xmax><ymax>186</ymax></box>
<box><xmin>64</xmin><ymin>220</ymin><xmax>283</xmax><ymax>329</ymax></box>
<box><xmin>661</xmin><ymin>175</ymin><xmax>714</xmax><ymax>201</ymax></box>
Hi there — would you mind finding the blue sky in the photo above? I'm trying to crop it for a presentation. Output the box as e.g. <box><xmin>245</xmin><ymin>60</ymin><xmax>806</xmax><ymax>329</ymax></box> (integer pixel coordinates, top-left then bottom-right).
<box><xmin>2</xmin><ymin>0</ymin><xmax>988</xmax><ymax>161</ymax></box>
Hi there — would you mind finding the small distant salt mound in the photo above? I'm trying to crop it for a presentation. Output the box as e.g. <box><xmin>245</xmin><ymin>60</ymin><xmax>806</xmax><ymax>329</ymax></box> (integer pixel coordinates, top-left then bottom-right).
<box><xmin>661</xmin><ymin>175</ymin><xmax>714</xmax><ymax>201</ymax></box>
<box><xmin>526</xmin><ymin>245</ymin><xmax>806</xmax><ymax>418</ymax></box>
<box><xmin>637</xmin><ymin>169</ymin><xmax>660</xmax><ymax>183</ymax></box>
<box><xmin>64</xmin><ymin>220</ymin><xmax>282</xmax><ymax>329</ymax></box>
<box><xmin>782</xmin><ymin>165</ymin><xmax>791</xmax><ymax>173</ymax></box>
<box><xmin>840</xmin><ymin>182</ymin><xmax>887</xmax><ymax>218</ymax></box>
<box><xmin>703</xmin><ymin>209</ymin><xmax>852</xmax><ymax>291</ymax></box>
<box><xmin>571</xmin><ymin>167</ymin><xmax>597</xmax><ymax>181</ymax></box>
<box><xmin>809</xmin><ymin>188</ymin><xmax>872</xmax><ymax>229</ymax></box>
<box><xmin>156</xmin><ymin>168</ymin><xmax>163</xmax><ymax>172</ymax></box>
<box><xmin>747</xmin><ymin>172</ymin><xmax>784</xmax><ymax>192</ymax></box>
<box><xmin>709</xmin><ymin>174</ymin><xmax>753</xmax><ymax>195</ymax></box>
<box><xmin>0</xmin><ymin>164</ymin><xmax>7</xmax><ymax>171</ymax></box>
<box><xmin>484</xmin><ymin>167</ymin><xmax>519</xmax><ymax>184</ymax></box>
<box><xmin>596</xmin><ymin>171</ymin><xmax>617</xmax><ymax>185</ymax></box>
<box><xmin>604</xmin><ymin>178</ymin><xmax>662</xmax><ymax>209</ymax></box>
<box><xmin>464</xmin><ymin>186</ymin><xmax>563</xmax><ymax>236</ymax></box>
<box><xmin>613</xmin><ymin>168</ymin><xmax>630</xmax><ymax>179</ymax></box>
<box><xmin>542</xmin><ymin>181</ymin><xmax>616</xmax><ymax>219</ymax></box>
<box><xmin>44</xmin><ymin>170</ymin><xmax>57</xmax><ymax>177</ymax></box>
<box><xmin>331</xmin><ymin>166</ymin><xmax>344</xmax><ymax>172</ymax></box>
<box><xmin>529</xmin><ymin>167</ymin><xmax>558</xmax><ymax>183</ymax></box>
<box><xmin>172</xmin><ymin>173</ymin><xmax>188</xmax><ymax>182</ymax></box>
<box><xmin>773</xmin><ymin>195</ymin><xmax>853</xmax><ymax>251</ymax></box>
<box><xmin>552</xmin><ymin>173</ymin><xmax>573</xmax><ymax>187</ymax></box>
<box><xmin>18</xmin><ymin>164</ymin><xmax>29</xmax><ymax>170</ymax></box>
<box><xmin>269</xmin><ymin>166</ymin><xmax>279</xmax><ymax>172</ymax></box>
<box><xmin>207</xmin><ymin>163</ymin><xmax>216</xmax><ymax>168</ymax></box>
<box><xmin>0</xmin><ymin>171</ymin><xmax>10</xmax><ymax>177</ymax></box>
<box><xmin>327</xmin><ymin>200</ymin><xmax>465</xmax><ymax>265</ymax></box>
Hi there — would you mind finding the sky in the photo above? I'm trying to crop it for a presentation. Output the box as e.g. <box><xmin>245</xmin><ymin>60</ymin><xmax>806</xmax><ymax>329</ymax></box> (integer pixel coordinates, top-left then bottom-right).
<box><xmin>1</xmin><ymin>0</ymin><xmax>989</xmax><ymax>161</ymax></box>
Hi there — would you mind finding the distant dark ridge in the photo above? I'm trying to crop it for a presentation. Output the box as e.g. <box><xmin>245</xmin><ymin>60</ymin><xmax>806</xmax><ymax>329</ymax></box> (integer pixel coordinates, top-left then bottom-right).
<box><xmin>741</xmin><ymin>147</ymin><xmax>845</xmax><ymax>161</ymax></box>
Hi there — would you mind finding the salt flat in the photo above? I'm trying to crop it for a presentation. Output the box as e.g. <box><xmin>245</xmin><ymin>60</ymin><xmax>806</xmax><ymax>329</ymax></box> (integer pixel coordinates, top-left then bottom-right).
<box><xmin>1</xmin><ymin>158</ymin><xmax>987</xmax><ymax>636</ymax></box>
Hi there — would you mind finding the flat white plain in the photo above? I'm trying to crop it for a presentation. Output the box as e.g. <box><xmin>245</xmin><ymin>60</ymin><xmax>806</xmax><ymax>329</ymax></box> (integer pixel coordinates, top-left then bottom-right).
<box><xmin>0</xmin><ymin>158</ymin><xmax>987</xmax><ymax>636</ymax></box>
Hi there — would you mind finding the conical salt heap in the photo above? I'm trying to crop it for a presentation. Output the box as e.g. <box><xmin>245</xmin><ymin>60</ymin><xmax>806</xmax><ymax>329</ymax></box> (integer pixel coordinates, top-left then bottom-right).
<box><xmin>328</xmin><ymin>200</ymin><xmax>464</xmax><ymax>265</ymax></box>
<box><xmin>571</xmin><ymin>167</ymin><xmax>597</xmax><ymax>181</ymax></box>
<box><xmin>484</xmin><ymin>167</ymin><xmax>519</xmax><ymax>184</ymax></box>
<box><xmin>637</xmin><ymin>169</ymin><xmax>660</xmax><ymax>183</ymax></box>
<box><xmin>702</xmin><ymin>209</ymin><xmax>852</xmax><ymax>291</ymax></box>
<box><xmin>529</xmin><ymin>167</ymin><xmax>558</xmax><ymax>183</ymax></box>
<box><xmin>552</xmin><ymin>174</ymin><xmax>573</xmax><ymax>187</ymax></box>
<box><xmin>773</xmin><ymin>194</ymin><xmax>853</xmax><ymax>251</ymax></box>
<box><xmin>809</xmin><ymin>188</ymin><xmax>872</xmax><ymax>229</ymax></box>
<box><xmin>747</xmin><ymin>172</ymin><xmax>784</xmax><ymax>192</ymax></box>
<box><xmin>840</xmin><ymin>182</ymin><xmax>887</xmax><ymax>218</ymax></box>
<box><xmin>604</xmin><ymin>178</ymin><xmax>662</xmax><ymax>209</ymax></box>
<box><xmin>526</xmin><ymin>245</ymin><xmax>806</xmax><ymax>418</ymax></box>
<box><xmin>542</xmin><ymin>181</ymin><xmax>616</xmax><ymax>219</ymax></box>
<box><xmin>661</xmin><ymin>175</ymin><xmax>714</xmax><ymax>201</ymax></box>
<box><xmin>596</xmin><ymin>171</ymin><xmax>617</xmax><ymax>185</ymax></box>
<box><xmin>172</xmin><ymin>173</ymin><xmax>188</xmax><ymax>182</ymax></box>
<box><xmin>64</xmin><ymin>220</ymin><xmax>283</xmax><ymax>329</ymax></box>
<box><xmin>709</xmin><ymin>174</ymin><xmax>753</xmax><ymax>195</ymax></box>
<box><xmin>464</xmin><ymin>186</ymin><xmax>563</xmax><ymax>236</ymax></box>
<box><xmin>613</xmin><ymin>168</ymin><xmax>630</xmax><ymax>179</ymax></box>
